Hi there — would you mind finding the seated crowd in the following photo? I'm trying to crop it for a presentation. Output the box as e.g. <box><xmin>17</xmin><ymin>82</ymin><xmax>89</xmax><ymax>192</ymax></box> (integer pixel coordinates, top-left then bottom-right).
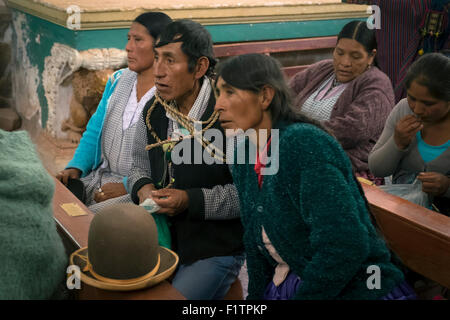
<box><xmin>1</xmin><ymin>11</ymin><xmax>449</xmax><ymax>300</ymax></box>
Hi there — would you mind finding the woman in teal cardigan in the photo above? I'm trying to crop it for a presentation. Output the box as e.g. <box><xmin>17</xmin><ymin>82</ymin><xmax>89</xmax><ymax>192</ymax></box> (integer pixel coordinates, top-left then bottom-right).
<box><xmin>214</xmin><ymin>53</ymin><xmax>415</xmax><ymax>300</ymax></box>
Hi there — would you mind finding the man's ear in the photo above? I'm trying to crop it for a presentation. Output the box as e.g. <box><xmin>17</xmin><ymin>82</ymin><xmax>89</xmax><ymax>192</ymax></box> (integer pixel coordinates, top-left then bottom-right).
<box><xmin>260</xmin><ymin>85</ymin><xmax>275</xmax><ymax>111</ymax></box>
<box><xmin>194</xmin><ymin>56</ymin><xmax>210</xmax><ymax>79</ymax></box>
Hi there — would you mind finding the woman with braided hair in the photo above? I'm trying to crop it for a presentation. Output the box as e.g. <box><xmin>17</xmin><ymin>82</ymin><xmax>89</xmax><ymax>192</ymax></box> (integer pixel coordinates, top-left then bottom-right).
<box><xmin>289</xmin><ymin>20</ymin><xmax>395</xmax><ymax>185</ymax></box>
<box><xmin>214</xmin><ymin>53</ymin><xmax>416</xmax><ymax>300</ymax></box>
<box><xmin>56</xmin><ymin>12</ymin><xmax>172</xmax><ymax>214</ymax></box>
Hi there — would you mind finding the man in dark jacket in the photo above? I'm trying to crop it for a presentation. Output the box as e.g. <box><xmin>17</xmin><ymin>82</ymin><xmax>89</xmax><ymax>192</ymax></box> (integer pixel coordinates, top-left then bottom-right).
<box><xmin>128</xmin><ymin>19</ymin><xmax>244</xmax><ymax>300</ymax></box>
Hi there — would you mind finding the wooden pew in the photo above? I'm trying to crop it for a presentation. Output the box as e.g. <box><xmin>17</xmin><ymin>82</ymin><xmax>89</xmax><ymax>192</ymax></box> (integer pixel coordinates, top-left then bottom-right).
<box><xmin>53</xmin><ymin>177</ymin><xmax>93</xmax><ymax>249</ymax></box>
<box><xmin>362</xmin><ymin>183</ymin><xmax>450</xmax><ymax>289</ymax></box>
<box><xmin>52</xmin><ymin>177</ymin><xmax>186</xmax><ymax>300</ymax></box>
<box><xmin>213</xmin><ymin>36</ymin><xmax>337</xmax><ymax>58</ymax></box>
<box><xmin>283</xmin><ymin>65</ymin><xmax>309</xmax><ymax>78</ymax></box>
<box><xmin>214</xmin><ymin>36</ymin><xmax>336</xmax><ymax>80</ymax></box>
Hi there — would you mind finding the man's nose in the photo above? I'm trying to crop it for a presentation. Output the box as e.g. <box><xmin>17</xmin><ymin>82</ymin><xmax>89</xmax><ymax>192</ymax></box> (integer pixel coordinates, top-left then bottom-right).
<box><xmin>214</xmin><ymin>95</ymin><xmax>225</xmax><ymax>113</ymax></box>
<box><xmin>154</xmin><ymin>60</ymin><xmax>165</xmax><ymax>79</ymax></box>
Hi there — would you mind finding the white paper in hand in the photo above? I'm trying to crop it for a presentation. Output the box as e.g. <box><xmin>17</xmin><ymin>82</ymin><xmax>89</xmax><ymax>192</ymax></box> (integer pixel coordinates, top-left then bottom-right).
<box><xmin>140</xmin><ymin>197</ymin><xmax>161</xmax><ymax>214</ymax></box>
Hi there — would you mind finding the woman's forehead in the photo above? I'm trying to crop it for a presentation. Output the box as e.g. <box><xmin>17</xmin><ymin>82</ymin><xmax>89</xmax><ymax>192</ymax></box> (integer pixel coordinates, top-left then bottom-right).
<box><xmin>336</xmin><ymin>38</ymin><xmax>367</xmax><ymax>53</ymax></box>
<box><xmin>128</xmin><ymin>22</ymin><xmax>150</xmax><ymax>36</ymax></box>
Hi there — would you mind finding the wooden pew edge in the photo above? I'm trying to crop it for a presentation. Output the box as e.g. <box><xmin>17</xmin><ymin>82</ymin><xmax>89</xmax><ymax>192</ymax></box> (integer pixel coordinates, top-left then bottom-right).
<box><xmin>54</xmin><ymin>217</ymin><xmax>82</xmax><ymax>249</ymax></box>
<box><xmin>362</xmin><ymin>184</ymin><xmax>450</xmax><ymax>240</ymax></box>
<box><xmin>362</xmin><ymin>184</ymin><xmax>450</xmax><ymax>289</ymax></box>
<box><xmin>52</xmin><ymin>177</ymin><xmax>94</xmax><ymax>248</ymax></box>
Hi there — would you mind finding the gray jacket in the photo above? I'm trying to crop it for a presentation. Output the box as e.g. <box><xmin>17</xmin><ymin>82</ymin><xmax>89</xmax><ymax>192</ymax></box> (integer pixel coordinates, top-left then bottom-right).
<box><xmin>368</xmin><ymin>98</ymin><xmax>450</xmax><ymax>199</ymax></box>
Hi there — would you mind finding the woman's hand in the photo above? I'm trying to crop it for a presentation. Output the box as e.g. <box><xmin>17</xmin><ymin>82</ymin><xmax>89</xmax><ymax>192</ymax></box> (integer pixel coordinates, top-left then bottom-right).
<box><xmin>56</xmin><ymin>168</ymin><xmax>81</xmax><ymax>185</ymax></box>
<box><xmin>94</xmin><ymin>182</ymin><xmax>127</xmax><ymax>203</ymax></box>
<box><xmin>394</xmin><ymin>115</ymin><xmax>423</xmax><ymax>150</ymax></box>
<box><xmin>417</xmin><ymin>172</ymin><xmax>450</xmax><ymax>197</ymax></box>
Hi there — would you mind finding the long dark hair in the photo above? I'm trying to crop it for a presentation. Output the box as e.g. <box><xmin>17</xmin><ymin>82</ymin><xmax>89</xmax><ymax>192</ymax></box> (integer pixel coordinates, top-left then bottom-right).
<box><xmin>215</xmin><ymin>53</ymin><xmax>328</xmax><ymax>132</ymax></box>
<box><xmin>216</xmin><ymin>53</ymin><xmax>385</xmax><ymax>241</ymax></box>
<box><xmin>133</xmin><ymin>12</ymin><xmax>172</xmax><ymax>40</ymax></box>
<box><xmin>155</xmin><ymin>19</ymin><xmax>216</xmax><ymax>77</ymax></box>
<box><xmin>337</xmin><ymin>20</ymin><xmax>379</xmax><ymax>67</ymax></box>
<box><xmin>404</xmin><ymin>52</ymin><xmax>450</xmax><ymax>101</ymax></box>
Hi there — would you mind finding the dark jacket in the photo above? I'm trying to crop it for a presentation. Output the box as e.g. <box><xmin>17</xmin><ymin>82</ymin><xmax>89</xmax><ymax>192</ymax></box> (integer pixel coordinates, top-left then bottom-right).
<box><xmin>131</xmin><ymin>93</ymin><xmax>244</xmax><ymax>264</ymax></box>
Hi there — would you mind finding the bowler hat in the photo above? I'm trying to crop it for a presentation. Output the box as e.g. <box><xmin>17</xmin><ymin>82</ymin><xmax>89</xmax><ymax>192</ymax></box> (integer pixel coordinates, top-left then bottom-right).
<box><xmin>69</xmin><ymin>203</ymin><xmax>178</xmax><ymax>291</ymax></box>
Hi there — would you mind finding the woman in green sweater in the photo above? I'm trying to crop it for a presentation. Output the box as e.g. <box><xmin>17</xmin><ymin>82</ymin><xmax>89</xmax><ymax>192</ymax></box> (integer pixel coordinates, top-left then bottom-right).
<box><xmin>214</xmin><ymin>53</ymin><xmax>415</xmax><ymax>300</ymax></box>
<box><xmin>0</xmin><ymin>129</ymin><xmax>68</xmax><ymax>299</ymax></box>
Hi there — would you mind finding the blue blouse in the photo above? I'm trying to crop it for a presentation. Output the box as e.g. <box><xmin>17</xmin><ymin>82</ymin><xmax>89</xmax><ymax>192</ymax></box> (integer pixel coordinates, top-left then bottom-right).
<box><xmin>416</xmin><ymin>131</ymin><xmax>450</xmax><ymax>163</ymax></box>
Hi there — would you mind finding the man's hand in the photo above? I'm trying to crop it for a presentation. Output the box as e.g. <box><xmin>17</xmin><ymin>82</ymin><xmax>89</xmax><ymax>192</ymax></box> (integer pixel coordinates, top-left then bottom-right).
<box><xmin>394</xmin><ymin>115</ymin><xmax>423</xmax><ymax>150</ymax></box>
<box><xmin>417</xmin><ymin>172</ymin><xmax>450</xmax><ymax>197</ymax></box>
<box><xmin>56</xmin><ymin>168</ymin><xmax>81</xmax><ymax>185</ymax></box>
<box><xmin>93</xmin><ymin>182</ymin><xmax>128</xmax><ymax>203</ymax></box>
<box><xmin>137</xmin><ymin>183</ymin><xmax>157</xmax><ymax>204</ymax></box>
<box><xmin>152</xmin><ymin>189</ymin><xmax>189</xmax><ymax>216</ymax></box>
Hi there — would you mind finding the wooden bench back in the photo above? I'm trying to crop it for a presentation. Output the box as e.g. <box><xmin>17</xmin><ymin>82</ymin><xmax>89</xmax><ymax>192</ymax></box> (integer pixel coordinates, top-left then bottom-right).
<box><xmin>362</xmin><ymin>184</ymin><xmax>450</xmax><ymax>289</ymax></box>
<box><xmin>213</xmin><ymin>36</ymin><xmax>337</xmax><ymax>58</ymax></box>
<box><xmin>282</xmin><ymin>65</ymin><xmax>309</xmax><ymax>78</ymax></box>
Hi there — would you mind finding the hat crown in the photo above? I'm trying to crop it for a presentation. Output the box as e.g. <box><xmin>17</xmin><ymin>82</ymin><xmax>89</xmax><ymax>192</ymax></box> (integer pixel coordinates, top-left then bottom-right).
<box><xmin>87</xmin><ymin>203</ymin><xmax>159</xmax><ymax>280</ymax></box>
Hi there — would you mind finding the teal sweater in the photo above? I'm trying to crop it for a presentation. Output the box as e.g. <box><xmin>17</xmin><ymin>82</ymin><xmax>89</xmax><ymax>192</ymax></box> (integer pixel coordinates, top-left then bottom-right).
<box><xmin>0</xmin><ymin>130</ymin><xmax>67</xmax><ymax>299</ymax></box>
<box><xmin>232</xmin><ymin>122</ymin><xmax>404</xmax><ymax>300</ymax></box>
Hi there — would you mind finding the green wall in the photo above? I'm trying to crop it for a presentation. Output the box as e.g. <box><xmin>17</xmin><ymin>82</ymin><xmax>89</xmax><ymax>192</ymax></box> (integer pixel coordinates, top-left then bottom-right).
<box><xmin>206</xmin><ymin>18</ymin><xmax>365</xmax><ymax>43</ymax></box>
<box><xmin>75</xmin><ymin>18</ymin><xmax>366</xmax><ymax>50</ymax></box>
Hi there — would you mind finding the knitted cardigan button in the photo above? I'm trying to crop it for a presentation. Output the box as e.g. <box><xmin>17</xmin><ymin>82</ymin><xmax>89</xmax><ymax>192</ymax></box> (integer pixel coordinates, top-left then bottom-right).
<box><xmin>256</xmin><ymin>205</ymin><xmax>264</xmax><ymax>213</ymax></box>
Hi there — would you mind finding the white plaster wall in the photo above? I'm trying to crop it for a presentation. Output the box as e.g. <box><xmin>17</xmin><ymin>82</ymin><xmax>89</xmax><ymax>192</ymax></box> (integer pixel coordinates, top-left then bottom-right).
<box><xmin>11</xmin><ymin>12</ymin><xmax>41</xmax><ymax>123</ymax></box>
<box><xmin>55</xmin><ymin>81</ymin><xmax>72</xmax><ymax>139</ymax></box>
<box><xmin>43</xmin><ymin>43</ymin><xmax>127</xmax><ymax>138</ymax></box>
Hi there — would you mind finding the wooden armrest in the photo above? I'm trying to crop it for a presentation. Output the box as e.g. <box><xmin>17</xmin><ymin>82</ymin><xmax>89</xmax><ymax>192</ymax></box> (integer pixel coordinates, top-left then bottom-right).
<box><xmin>52</xmin><ymin>177</ymin><xmax>93</xmax><ymax>249</ymax></box>
<box><xmin>362</xmin><ymin>184</ymin><xmax>450</xmax><ymax>288</ymax></box>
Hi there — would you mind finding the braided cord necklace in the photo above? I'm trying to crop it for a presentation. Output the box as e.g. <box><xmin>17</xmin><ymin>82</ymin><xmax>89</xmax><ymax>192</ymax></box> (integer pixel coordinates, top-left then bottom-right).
<box><xmin>144</xmin><ymin>82</ymin><xmax>226</xmax><ymax>187</ymax></box>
